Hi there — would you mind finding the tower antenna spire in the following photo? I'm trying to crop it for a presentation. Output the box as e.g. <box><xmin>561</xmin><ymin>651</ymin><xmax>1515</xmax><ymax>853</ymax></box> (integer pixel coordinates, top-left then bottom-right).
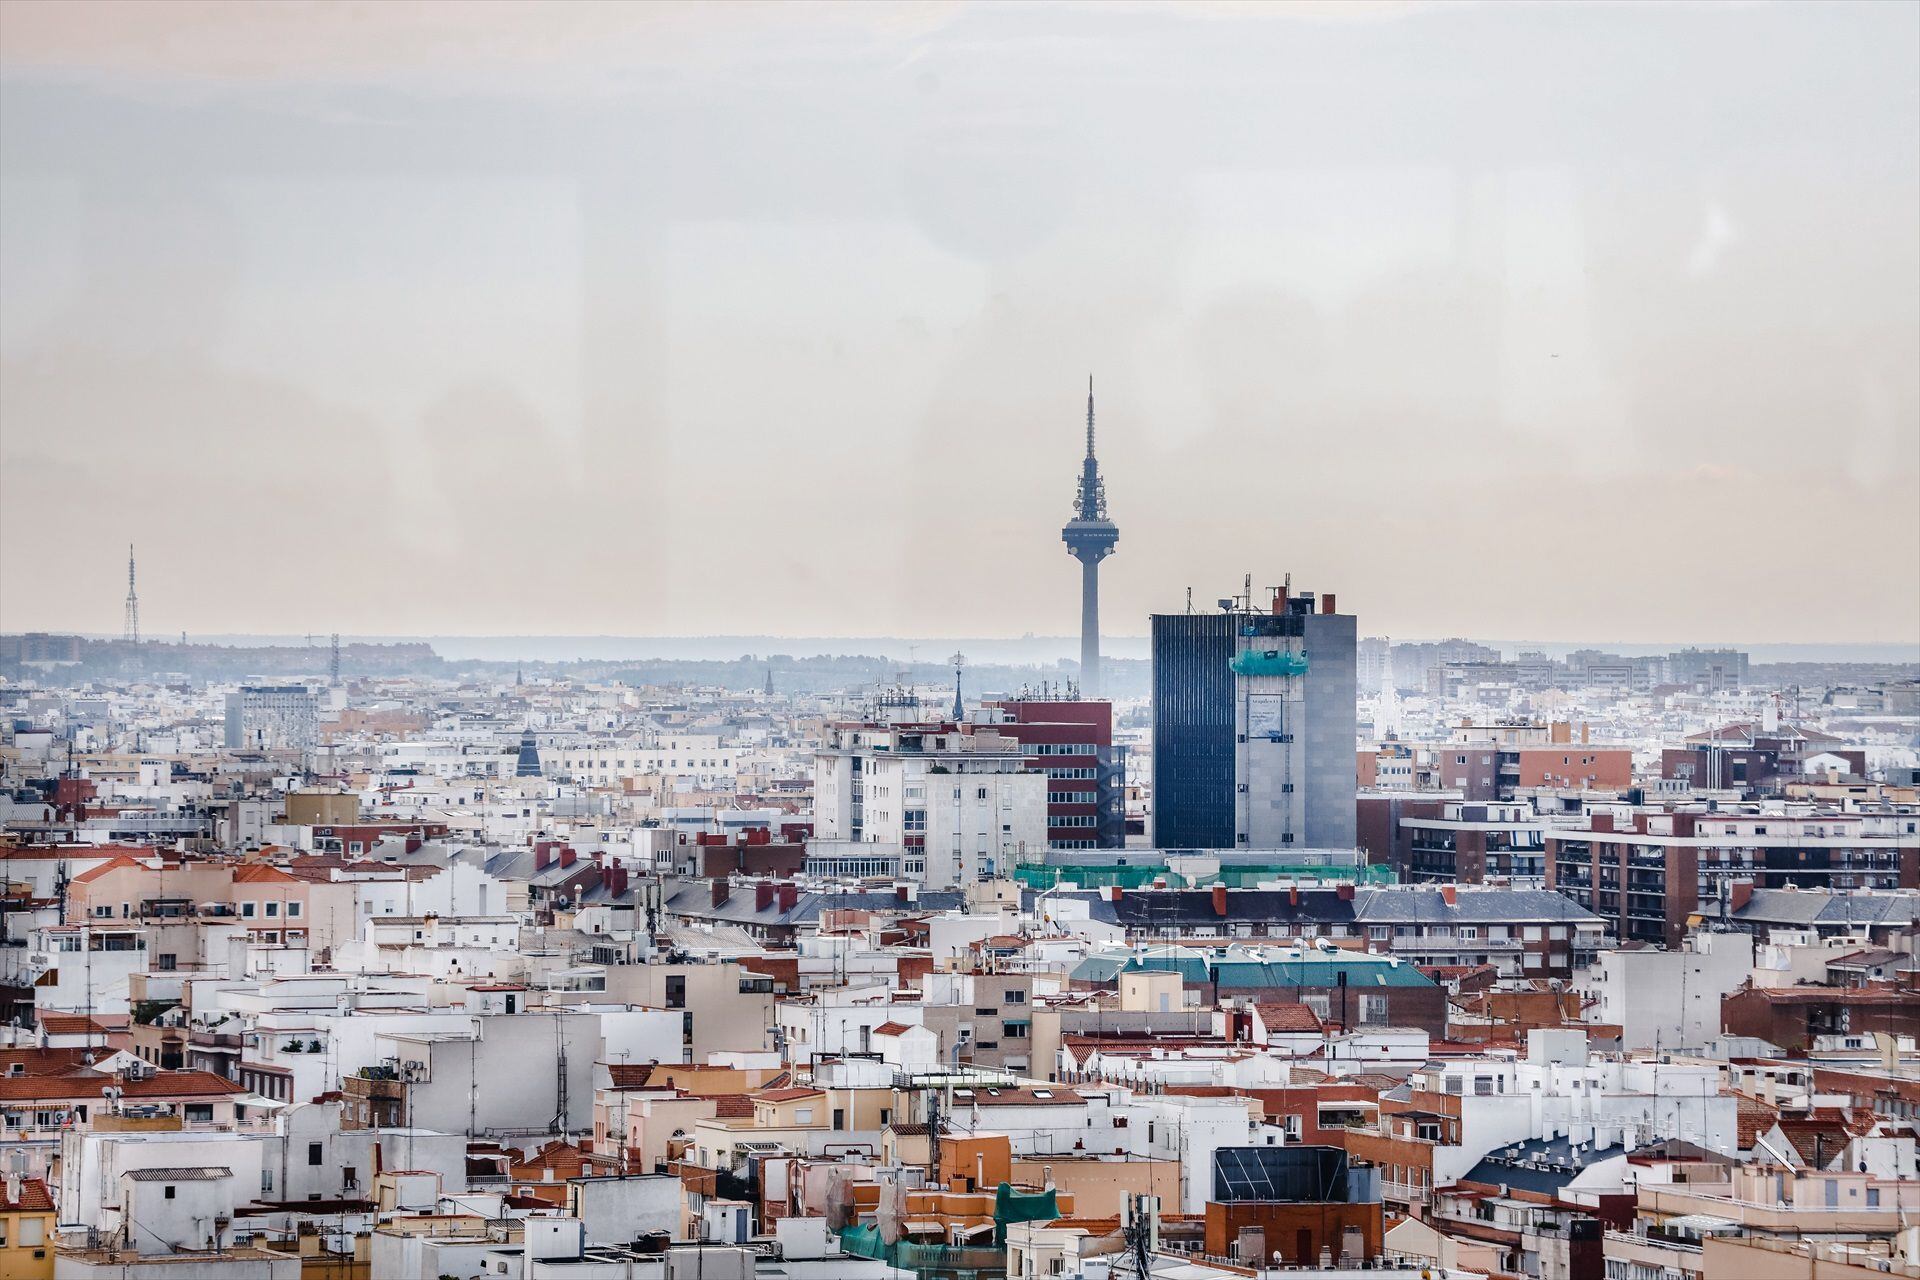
<box><xmin>122</xmin><ymin>544</ymin><xmax>140</xmax><ymax>645</ymax></box>
<box><xmin>1086</xmin><ymin>375</ymin><xmax>1096</xmax><ymax>458</ymax></box>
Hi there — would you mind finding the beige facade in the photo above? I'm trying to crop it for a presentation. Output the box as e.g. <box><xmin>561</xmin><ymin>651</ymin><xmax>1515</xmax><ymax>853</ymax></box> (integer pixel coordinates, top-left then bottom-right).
<box><xmin>285</xmin><ymin>791</ymin><xmax>360</xmax><ymax>826</ymax></box>
<box><xmin>1009</xmin><ymin>1155</ymin><xmax>1179</xmax><ymax>1217</ymax></box>
<box><xmin>599</xmin><ymin>962</ymin><xmax>776</xmax><ymax>1061</ymax></box>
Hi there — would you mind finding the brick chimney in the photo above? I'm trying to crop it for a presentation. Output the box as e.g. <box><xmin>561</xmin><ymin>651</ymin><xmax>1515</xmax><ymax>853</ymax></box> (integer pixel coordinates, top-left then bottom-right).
<box><xmin>559</xmin><ymin>847</ymin><xmax>577</xmax><ymax>869</ymax></box>
<box><xmin>755</xmin><ymin>881</ymin><xmax>775</xmax><ymax>912</ymax></box>
<box><xmin>896</xmin><ymin>884</ymin><xmax>909</xmax><ymax>904</ymax></box>
<box><xmin>777</xmin><ymin>882</ymin><xmax>798</xmax><ymax>912</ymax></box>
<box><xmin>1321</xmin><ymin>593</ymin><xmax>1336</xmax><ymax>615</ymax></box>
<box><xmin>711</xmin><ymin>876</ymin><xmax>731</xmax><ymax>907</ymax></box>
<box><xmin>535</xmin><ymin>846</ymin><xmax>553</xmax><ymax>871</ymax></box>
<box><xmin>1336</xmin><ymin>883</ymin><xmax>1356</xmax><ymax>901</ymax></box>
<box><xmin>1211</xmin><ymin>885</ymin><xmax>1229</xmax><ymax>917</ymax></box>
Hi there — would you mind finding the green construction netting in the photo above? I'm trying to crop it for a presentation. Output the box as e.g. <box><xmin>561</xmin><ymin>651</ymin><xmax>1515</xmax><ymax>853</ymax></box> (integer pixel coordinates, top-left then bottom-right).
<box><xmin>992</xmin><ymin>1182</ymin><xmax>1059</xmax><ymax>1244</ymax></box>
<box><xmin>839</xmin><ymin>1226</ymin><xmax>1003</xmax><ymax>1273</ymax></box>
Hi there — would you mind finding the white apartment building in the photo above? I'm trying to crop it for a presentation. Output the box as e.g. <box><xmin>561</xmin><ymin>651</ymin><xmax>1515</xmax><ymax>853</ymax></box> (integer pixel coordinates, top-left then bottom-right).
<box><xmin>813</xmin><ymin>723</ymin><xmax>1046</xmax><ymax>888</ymax></box>
<box><xmin>546</xmin><ymin>733</ymin><xmax>741</xmax><ymax>789</ymax></box>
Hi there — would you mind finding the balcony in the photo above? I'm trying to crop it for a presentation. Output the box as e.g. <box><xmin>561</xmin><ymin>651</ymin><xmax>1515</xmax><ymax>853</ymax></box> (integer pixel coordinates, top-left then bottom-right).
<box><xmin>1382</xmin><ymin>1179</ymin><xmax>1431</xmax><ymax>1208</ymax></box>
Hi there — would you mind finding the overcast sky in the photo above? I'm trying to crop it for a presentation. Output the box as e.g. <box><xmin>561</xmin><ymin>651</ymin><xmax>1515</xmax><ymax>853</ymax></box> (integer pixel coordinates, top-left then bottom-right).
<box><xmin>2</xmin><ymin>1</ymin><xmax>1915</xmax><ymax>646</ymax></box>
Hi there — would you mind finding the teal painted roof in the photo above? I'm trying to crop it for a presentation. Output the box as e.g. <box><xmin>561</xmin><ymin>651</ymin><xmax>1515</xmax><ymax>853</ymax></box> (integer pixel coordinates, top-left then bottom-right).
<box><xmin>1107</xmin><ymin>953</ymin><xmax>1434</xmax><ymax>989</ymax></box>
<box><xmin>1214</xmin><ymin>959</ymin><xmax>1435</xmax><ymax>989</ymax></box>
<box><xmin>1121</xmin><ymin>955</ymin><xmax>1212</xmax><ymax>984</ymax></box>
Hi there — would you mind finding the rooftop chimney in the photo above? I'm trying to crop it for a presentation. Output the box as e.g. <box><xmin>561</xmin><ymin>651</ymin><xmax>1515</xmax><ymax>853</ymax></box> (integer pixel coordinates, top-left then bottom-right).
<box><xmin>1212</xmin><ymin>885</ymin><xmax>1229</xmax><ymax>917</ymax></box>
<box><xmin>1441</xmin><ymin>885</ymin><xmax>1457</xmax><ymax>906</ymax></box>
<box><xmin>1321</xmin><ymin>593</ymin><xmax>1336</xmax><ymax>615</ymax></box>
<box><xmin>756</xmin><ymin>881</ymin><xmax>775</xmax><ymax>912</ymax></box>
<box><xmin>535</xmin><ymin>847</ymin><xmax>553</xmax><ymax>871</ymax></box>
<box><xmin>712</xmin><ymin>876</ymin><xmax>731</xmax><ymax>908</ymax></box>
<box><xmin>559</xmin><ymin>847</ymin><xmax>577</xmax><ymax>869</ymax></box>
<box><xmin>777</xmin><ymin>882</ymin><xmax>799</xmax><ymax>912</ymax></box>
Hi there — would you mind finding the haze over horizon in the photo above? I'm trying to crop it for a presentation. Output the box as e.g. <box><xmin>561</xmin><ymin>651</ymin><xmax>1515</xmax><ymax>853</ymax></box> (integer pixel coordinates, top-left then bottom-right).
<box><xmin>3</xmin><ymin>1</ymin><xmax>1916</xmax><ymax>645</ymax></box>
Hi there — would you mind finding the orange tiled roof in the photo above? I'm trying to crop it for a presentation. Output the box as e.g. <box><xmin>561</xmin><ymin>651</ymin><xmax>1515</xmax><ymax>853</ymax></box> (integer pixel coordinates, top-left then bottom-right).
<box><xmin>68</xmin><ymin>855</ymin><xmax>146</xmax><ymax>885</ymax></box>
<box><xmin>0</xmin><ymin>1177</ymin><xmax>54</xmax><ymax>1213</ymax></box>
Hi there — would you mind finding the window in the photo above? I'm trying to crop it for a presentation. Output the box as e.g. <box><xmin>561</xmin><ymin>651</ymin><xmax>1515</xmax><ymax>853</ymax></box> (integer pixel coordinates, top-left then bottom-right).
<box><xmin>164</xmin><ymin>1185</ymin><xmax>177</xmax><ymax>1200</ymax></box>
<box><xmin>185</xmin><ymin>1104</ymin><xmax>213</xmax><ymax>1122</ymax></box>
<box><xmin>241</xmin><ymin>901</ymin><xmax>257</xmax><ymax>918</ymax></box>
<box><xmin>795</xmin><ymin>1108</ymin><xmax>813</xmax><ymax>1124</ymax></box>
<box><xmin>309</xmin><ymin>1142</ymin><xmax>324</xmax><ymax>1165</ymax></box>
<box><xmin>16</xmin><ymin>1218</ymin><xmax>42</xmax><ymax>1246</ymax></box>
<box><xmin>288</xmin><ymin>901</ymin><xmax>302</xmax><ymax>918</ymax></box>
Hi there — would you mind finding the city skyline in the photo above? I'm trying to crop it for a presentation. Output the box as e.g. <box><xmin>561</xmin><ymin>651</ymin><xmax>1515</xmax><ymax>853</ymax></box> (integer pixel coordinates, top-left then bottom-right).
<box><xmin>3</xmin><ymin>2</ymin><xmax>1916</xmax><ymax>645</ymax></box>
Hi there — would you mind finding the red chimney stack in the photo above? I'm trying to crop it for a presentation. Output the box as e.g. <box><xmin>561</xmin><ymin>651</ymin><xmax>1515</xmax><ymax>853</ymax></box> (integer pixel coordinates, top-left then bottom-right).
<box><xmin>777</xmin><ymin>882</ymin><xmax>798</xmax><ymax>912</ymax></box>
<box><xmin>1211</xmin><ymin>885</ymin><xmax>1229</xmax><ymax>917</ymax></box>
<box><xmin>560</xmin><ymin>847</ymin><xmax>577</xmax><ymax>869</ymax></box>
<box><xmin>755</xmin><ymin>881</ymin><xmax>775</xmax><ymax>912</ymax></box>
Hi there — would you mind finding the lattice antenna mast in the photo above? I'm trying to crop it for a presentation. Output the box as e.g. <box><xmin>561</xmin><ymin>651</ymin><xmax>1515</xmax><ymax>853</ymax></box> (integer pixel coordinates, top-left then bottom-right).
<box><xmin>122</xmin><ymin>544</ymin><xmax>140</xmax><ymax>644</ymax></box>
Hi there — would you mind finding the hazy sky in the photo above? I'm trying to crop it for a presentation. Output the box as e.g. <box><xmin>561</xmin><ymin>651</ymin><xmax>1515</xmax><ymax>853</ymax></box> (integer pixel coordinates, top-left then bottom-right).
<box><xmin>2</xmin><ymin>1</ymin><xmax>1916</xmax><ymax>646</ymax></box>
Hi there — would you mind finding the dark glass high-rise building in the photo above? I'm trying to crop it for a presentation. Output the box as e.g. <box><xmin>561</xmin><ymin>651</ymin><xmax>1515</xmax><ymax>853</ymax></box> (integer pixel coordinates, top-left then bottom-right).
<box><xmin>1151</xmin><ymin>611</ymin><xmax>1239</xmax><ymax>849</ymax></box>
<box><xmin>1152</xmin><ymin>592</ymin><xmax>1357</xmax><ymax>850</ymax></box>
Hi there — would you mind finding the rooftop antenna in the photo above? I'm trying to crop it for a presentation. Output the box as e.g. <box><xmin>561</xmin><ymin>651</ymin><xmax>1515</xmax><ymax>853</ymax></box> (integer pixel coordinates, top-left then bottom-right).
<box><xmin>122</xmin><ymin>544</ymin><xmax>140</xmax><ymax>645</ymax></box>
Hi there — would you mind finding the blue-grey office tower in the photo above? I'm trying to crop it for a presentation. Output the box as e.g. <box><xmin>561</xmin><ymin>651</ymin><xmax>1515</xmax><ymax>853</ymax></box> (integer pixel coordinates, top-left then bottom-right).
<box><xmin>1061</xmin><ymin>378</ymin><xmax>1118</xmax><ymax>698</ymax></box>
<box><xmin>1152</xmin><ymin>589</ymin><xmax>1357</xmax><ymax>851</ymax></box>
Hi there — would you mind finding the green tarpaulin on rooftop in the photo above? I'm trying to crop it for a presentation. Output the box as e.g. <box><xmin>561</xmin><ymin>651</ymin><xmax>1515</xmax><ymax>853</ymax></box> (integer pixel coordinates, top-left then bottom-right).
<box><xmin>993</xmin><ymin>1182</ymin><xmax>1059</xmax><ymax>1244</ymax></box>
